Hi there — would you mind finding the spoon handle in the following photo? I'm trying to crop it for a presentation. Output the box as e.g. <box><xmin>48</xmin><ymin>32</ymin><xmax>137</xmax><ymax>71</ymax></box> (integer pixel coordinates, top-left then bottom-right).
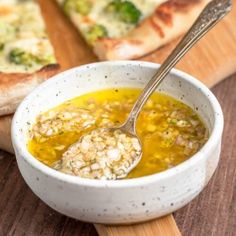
<box><xmin>123</xmin><ymin>0</ymin><xmax>232</xmax><ymax>133</ymax></box>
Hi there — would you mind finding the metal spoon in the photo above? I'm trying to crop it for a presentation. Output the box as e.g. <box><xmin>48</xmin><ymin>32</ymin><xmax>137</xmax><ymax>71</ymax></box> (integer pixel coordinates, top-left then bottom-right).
<box><xmin>66</xmin><ymin>0</ymin><xmax>232</xmax><ymax>180</ymax></box>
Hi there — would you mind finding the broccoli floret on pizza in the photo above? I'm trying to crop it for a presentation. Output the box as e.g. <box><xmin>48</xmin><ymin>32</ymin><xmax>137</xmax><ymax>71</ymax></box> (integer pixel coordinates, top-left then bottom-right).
<box><xmin>63</xmin><ymin>0</ymin><xmax>92</xmax><ymax>15</ymax></box>
<box><xmin>40</xmin><ymin>55</ymin><xmax>56</xmax><ymax>65</ymax></box>
<box><xmin>85</xmin><ymin>24</ymin><xmax>108</xmax><ymax>44</ymax></box>
<box><xmin>9</xmin><ymin>48</ymin><xmax>36</xmax><ymax>67</ymax></box>
<box><xmin>9</xmin><ymin>48</ymin><xmax>55</xmax><ymax>67</ymax></box>
<box><xmin>105</xmin><ymin>0</ymin><xmax>141</xmax><ymax>24</ymax></box>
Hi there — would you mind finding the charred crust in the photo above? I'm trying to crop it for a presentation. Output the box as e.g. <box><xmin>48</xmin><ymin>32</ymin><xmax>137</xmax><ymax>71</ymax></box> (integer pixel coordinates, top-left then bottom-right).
<box><xmin>149</xmin><ymin>18</ymin><xmax>165</xmax><ymax>37</ymax></box>
<box><xmin>155</xmin><ymin>0</ymin><xmax>202</xmax><ymax>26</ymax></box>
<box><xmin>161</xmin><ymin>0</ymin><xmax>202</xmax><ymax>12</ymax></box>
<box><xmin>38</xmin><ymin>63</ymin><xmax>60</xmax><ymax>73</ymax></box>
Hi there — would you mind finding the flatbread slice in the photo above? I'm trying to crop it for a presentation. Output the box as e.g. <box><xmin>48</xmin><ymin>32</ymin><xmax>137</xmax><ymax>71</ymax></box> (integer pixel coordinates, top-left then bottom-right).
<box><xmin>0</xmin><ymin>0</ymin><xmax>59</xmax><ymax>116</ymax></box>
<box><xmin>57</xmin><ymin>0</ymin><xmax>210</xmax><ymax>60</ymax></box>
<box><xmin>0</xmin><ymin>64</ymin><xmax>59</xmax><ymax>116</ymax></box>
<box><xmin>94</xmin><ymin>0</ymin><xmax>211</xmax><ymax>60</ymax></box>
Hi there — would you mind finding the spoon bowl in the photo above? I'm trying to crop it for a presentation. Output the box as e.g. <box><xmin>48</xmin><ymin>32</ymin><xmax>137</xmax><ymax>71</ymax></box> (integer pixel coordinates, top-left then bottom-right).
<box><xmin>101</xmin><ymin>126</ymin><xmax>143</xmax><ymax>178</ymax></box>
<box><xmin>67</xmin><ymin>127</ymin><xmax>143</xmax><ymax>180</ymax></box>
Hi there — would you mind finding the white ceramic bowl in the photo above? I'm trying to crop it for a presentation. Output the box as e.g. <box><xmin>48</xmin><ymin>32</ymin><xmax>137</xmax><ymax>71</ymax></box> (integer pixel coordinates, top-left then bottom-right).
<box><xmin>12</xmin><ymin>61</ymin><xmax>223</xmax><ymax>224</ymax></box>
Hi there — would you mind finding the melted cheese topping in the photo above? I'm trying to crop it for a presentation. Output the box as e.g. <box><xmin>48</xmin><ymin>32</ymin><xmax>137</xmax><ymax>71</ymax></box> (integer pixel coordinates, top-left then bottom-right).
<box><xmin>59</xmin><ymin>0</ymin><xmax>167</xmax><ymax>39</ymax></box>
<box><xmin>0</xmin><ymin>0</ymin><xmax>56</xmax><ymax>73</ymax></box>
<box><xmin>87</xmin><ymin>0</ymin><xmax>167</xmax><ymax>38</ymax></box>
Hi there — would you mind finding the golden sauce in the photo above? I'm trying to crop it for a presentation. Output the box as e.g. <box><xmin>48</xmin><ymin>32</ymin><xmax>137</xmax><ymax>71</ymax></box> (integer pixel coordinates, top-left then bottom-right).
<box><xmin>28</xmin><ymin>88</ymin><xmax>208</xmax><ymax>178</ymax></box>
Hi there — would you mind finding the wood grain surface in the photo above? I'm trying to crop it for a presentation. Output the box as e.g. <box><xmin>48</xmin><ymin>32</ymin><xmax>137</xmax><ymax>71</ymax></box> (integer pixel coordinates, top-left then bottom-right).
<box><xmin>94</xmin><ymin>216</ymin><xmax>181</xmax><ymax>236</ymax></box>
<box><xmin>0</xmin><ymin>74</ymin><xmax>235</xmax><ymax>236</ymax></box>
<box><xmin>0</xmin><ymin>0</ymin><xmax>236</xmax><ymax>235</ymax></box>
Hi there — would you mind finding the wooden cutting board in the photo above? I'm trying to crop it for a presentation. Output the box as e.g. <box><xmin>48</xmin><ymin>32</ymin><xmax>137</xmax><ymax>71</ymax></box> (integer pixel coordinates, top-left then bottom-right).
<box><xmin>1</xmin><ymin>0</ymin><xmax>236</xmax><ymax>235</ymax></box>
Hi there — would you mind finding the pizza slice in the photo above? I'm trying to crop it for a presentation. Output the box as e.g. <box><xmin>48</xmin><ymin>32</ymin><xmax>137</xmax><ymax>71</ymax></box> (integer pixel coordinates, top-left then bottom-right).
<box><xmin>0</xmin><ymin>0</ymin><xmax>59</xmax><ymax>116</ymax></box>
<box><xmin>57</xmin><ymin>0</ymin><xmax>210</xmax><ymax>60</ymax></box>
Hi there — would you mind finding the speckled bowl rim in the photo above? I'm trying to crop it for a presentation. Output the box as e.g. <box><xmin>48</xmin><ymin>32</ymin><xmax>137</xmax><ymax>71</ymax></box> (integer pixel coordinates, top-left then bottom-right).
<box><xmin>12</xmin><ymin>61</ymin><xmax>224</xmax><ymax>188</ymax></box>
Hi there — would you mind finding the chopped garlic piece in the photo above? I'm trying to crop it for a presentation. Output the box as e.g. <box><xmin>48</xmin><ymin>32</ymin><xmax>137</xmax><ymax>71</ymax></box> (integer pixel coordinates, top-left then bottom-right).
<box><xmin>55</xmin><ymin>129</ymin><xmax>141</xmax><ymax>180</ymax></box>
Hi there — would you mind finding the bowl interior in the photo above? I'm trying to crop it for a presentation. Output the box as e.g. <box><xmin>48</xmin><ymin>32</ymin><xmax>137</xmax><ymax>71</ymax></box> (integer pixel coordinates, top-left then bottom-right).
<box><xmin>12</xmin><ymin>61</ymin><xmax>221</xmax><ymax>181</ymax></box>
